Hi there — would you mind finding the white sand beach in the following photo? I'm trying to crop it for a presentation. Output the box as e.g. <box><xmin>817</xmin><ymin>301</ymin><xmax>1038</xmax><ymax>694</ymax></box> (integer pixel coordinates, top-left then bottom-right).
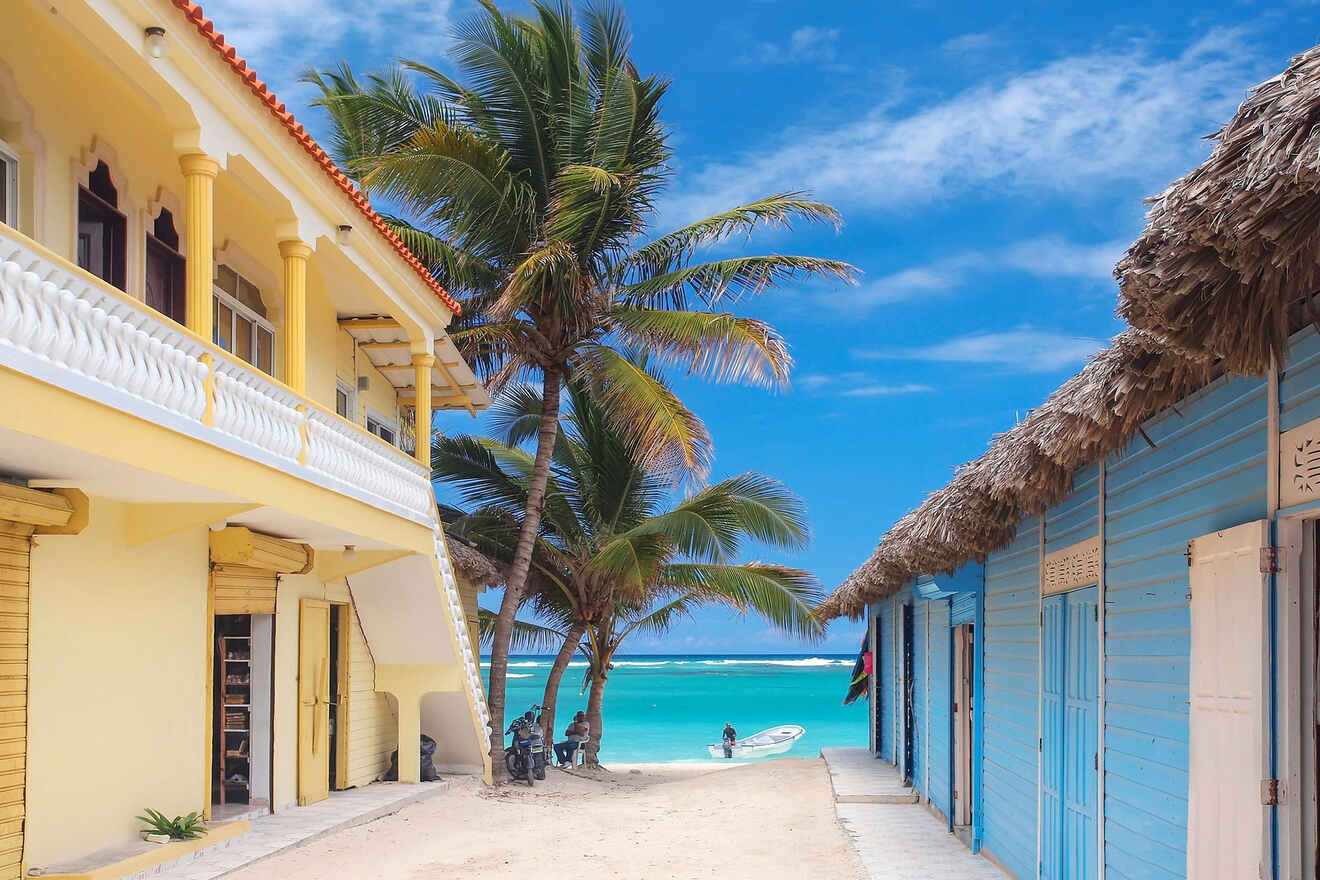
<box><xmin>223</xmin><ymin>758</ymin><xmax>864</xmax><ymax>880</ymax></box>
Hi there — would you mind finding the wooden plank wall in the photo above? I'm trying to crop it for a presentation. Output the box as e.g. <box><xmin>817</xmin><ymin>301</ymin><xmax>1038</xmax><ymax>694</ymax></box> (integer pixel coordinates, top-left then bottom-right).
<box><xmin>0</xmin><ymin>520</ymin><xmax>31</xmax><ymax>880</ymax></box>
<box><xmin>345</xmin><ymin>603</ymin><xmax>397</xmax><ymax>787</ymax></box>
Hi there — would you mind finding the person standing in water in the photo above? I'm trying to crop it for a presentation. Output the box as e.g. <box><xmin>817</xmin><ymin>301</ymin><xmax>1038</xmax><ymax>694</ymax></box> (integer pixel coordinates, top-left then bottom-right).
<box><xmin>722</xmin><ymin>722</ymin><xmax>738</xmax><ymax>758</ymax></box>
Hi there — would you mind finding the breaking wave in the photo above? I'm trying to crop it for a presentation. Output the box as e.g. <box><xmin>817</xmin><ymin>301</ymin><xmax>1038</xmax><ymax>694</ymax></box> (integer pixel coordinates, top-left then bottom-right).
<box><xmin>696</xmin><ymin>658</ymin><xmax>850</xmax><ymax>667</ymax></box>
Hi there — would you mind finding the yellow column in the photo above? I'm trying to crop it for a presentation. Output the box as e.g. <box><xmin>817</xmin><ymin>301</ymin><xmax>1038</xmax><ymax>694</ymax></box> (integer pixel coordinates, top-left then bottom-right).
<box><xmin>395</xmin><ymin>694</ymin><xmax>421</xmax><ymax>783</ymax></box>
<box><xmin>179</xmin><ymin>154</ymin><xmax>220</xmax><ymax>341</ymax></box>
<box><xmin>279</xmin><ymin>240</ymin><xmax>313</xmax><ymax>393</ymax></box>
<box><xmin>413</xmin><ymin>353</ymin><xmax>435</xmax><ymax>468</ymax></box>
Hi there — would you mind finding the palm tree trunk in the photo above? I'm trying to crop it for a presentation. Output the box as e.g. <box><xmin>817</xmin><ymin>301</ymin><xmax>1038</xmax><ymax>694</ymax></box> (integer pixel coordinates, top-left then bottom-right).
<box><xmin>485</xmin><ymin>364</ymin><xmax>564</xmax><ymax>777</ymax></box>
<box><xmin>584</xmin><ymin>666</ymin><xmax>607</xmax><ymax>766</ymax></box>
<box><xmin>539</xmin><ymin>620</ymin><xmax>585</xmax><ymax>754</ymax></box>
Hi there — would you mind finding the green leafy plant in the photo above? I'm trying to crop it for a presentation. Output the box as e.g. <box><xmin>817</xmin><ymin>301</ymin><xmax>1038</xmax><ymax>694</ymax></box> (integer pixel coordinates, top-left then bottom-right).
<box><xmin>137</xmin><ymin>808</ymin><xmax>207</xmax><ymax>841</ymax></box>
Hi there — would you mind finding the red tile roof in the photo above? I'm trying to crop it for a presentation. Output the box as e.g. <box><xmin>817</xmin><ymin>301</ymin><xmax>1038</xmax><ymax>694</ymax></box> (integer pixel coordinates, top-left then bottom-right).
<box><xmin>168</xmin><ymin>0</ymin><xmax>461</xmax><ymax>316</ymax></box>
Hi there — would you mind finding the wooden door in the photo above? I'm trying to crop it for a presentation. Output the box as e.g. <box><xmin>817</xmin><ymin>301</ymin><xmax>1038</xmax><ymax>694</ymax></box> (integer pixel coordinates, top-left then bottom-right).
<box><xmin>953</xmin><ymin>624</ymin><xmax>974</xmax><ymax>826</ymax></box>
<box><xmin>1187</xmin><ymin>520</ymin><xmax>1269</xmax><ymax>880</ymax></box>
<box><xmin>0</xmin><ymin>521</ymin><xmax>30</xmax><ymax>880</ymax></box>
<box><xmin>1060</xmin><ymin>588</ymin><xmax>1098</xmax><ymax>880</ymax></box>
<box><xmin>297</xmin><ymin>599</ymin><xmax>330</xmax><ymax>806</ymax></box>
<box><xmin>901</xmin><ymin>603</ymin><xmax>914</xmax><ymax>785</ymax></box>
<box><xmin>1040</xmin><ymin>587</ymin><xmax>1099</xmax><ymax>880</ymax></box>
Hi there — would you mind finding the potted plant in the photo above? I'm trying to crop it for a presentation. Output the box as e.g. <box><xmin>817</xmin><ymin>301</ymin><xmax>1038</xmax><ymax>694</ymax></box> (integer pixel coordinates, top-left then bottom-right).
<box><xmin>136</xmin><ymin>808</ymin><xmax>207</xmax><ymax>844</ymax></box>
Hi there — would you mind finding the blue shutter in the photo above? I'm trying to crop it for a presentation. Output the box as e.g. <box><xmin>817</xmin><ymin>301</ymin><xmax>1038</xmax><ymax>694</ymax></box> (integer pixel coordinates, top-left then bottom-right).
<box><xmin>950</xmin><ymin>591</ymin><xmax>976</xmax><ymax>627</ymax></box>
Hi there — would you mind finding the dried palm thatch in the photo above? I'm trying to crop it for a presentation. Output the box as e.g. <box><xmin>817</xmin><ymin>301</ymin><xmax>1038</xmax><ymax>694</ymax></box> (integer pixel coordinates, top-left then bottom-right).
<box><xmin>818</xmin><ymin>43</ymin><xmax>1311</xmax><ymax>621</ymax></box>
<box><xmin>1117</xmin><ymin>45</ymin><xmax>1320</xmax><ymax>373</ymax></box>
<box><xmin>445</xmin><ymin>536</ymin><xmax>505</xmax><ymax>590</ymax></box>
<box><xmin>817</xmin><ymin>330</ymin><xmax>1219</xmax><ymax>621</ymax></box>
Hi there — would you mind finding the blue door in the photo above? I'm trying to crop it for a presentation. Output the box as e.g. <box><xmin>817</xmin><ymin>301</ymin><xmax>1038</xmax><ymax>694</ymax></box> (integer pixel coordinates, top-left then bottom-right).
<box><xmin>1041</xmin><ymin>586</ymin><xmax>1098</xmax><ymax>880</ymax></box>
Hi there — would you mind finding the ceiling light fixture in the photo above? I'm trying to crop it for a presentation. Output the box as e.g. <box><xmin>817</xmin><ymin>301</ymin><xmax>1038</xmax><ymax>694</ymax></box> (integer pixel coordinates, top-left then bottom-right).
<box><xmin>144</xmin><ymin>26</ymin><xmax>167</xmax><ymax>59</ymax></box>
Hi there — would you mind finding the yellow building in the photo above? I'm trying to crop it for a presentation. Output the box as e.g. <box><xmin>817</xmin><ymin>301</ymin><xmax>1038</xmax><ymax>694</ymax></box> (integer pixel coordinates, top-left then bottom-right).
<box><xmin>0</xmin><ymin>0</ymin><xmax>495</xmax><ymax>875</ymax></box>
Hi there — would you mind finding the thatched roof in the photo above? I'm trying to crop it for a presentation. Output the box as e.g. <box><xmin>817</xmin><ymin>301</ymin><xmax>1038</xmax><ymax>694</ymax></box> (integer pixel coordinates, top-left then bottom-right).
<box><xmin>822</xmin><ymin>46</ymin><xmax>1319</xmax><ymax>621</ymax></box>
<box><xmin>820</xmin><ymin>330</ymin><xmax>1216</xmax><ymax>621</ymax></box>
<box><xmin>1117</xmin><ymin>45</ymin><xmax>1320</xmax><ymax>374</ymax></box>
<box><xmin>445</xmin><ymin>535</ymin><xmax>505</xmax><ymax>590</ymax></box>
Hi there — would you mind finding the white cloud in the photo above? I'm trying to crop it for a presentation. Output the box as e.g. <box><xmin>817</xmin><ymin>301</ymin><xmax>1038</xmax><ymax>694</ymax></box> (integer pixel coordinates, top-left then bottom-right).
<box><xmin>743</xmin><ymin>25</ymin><xmax>841</xmax><ymax>65</ymax></box>
<box><xmin>668</xmin><ymin>28</ymin><xmax>1261</xmax><ymax>221</ymax></box>
<box><xmin>854</xmin><ymin>326</ymin><xmax>1106</xmax><ymax>373</ymax></box>
<box><xmin>841</xmin><ymin>383</ymin><xmax>935</xmax><ymax>398</ymax></box>
<box><xmin>829</xmin><ymin>235</ymin><xmax>1126</xmax><ymax>311</ymax></box>
<box><xmin>941</xmin><ymin>32</ymin><xmax>998</xmax><ymax>54</ymax></box>
<box><xmin>198</xmin><ymin>0</ymin><xmax>456</xmax><ymax>100</ymax></box>
<box><xmin>796</xmin><ymin>371</ymin><xmax>932</xmax><ymax>397</ymax></box>
<box><xmin>796</xmin><ymin>373</ymin><xmax>838</xmax><ymax>391</ymax></box>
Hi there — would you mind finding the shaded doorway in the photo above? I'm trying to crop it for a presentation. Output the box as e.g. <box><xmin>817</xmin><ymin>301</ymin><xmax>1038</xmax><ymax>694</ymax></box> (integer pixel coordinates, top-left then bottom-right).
<box><xmin>212</xmin><ymin>613</ymin><xmax>273</xmax><ymax>811</ymax></box>
<box><xmin>953</xmin><ymin>622</ymin><xmax>975</xmax><ymax>829</ymax></box>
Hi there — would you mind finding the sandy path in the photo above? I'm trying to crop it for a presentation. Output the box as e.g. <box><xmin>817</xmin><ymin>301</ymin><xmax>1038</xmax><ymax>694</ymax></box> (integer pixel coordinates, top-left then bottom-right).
<box><xmin>224</xmin><ymin>758</ymin><xmax>864</xmax><ymax>880</ymax></box>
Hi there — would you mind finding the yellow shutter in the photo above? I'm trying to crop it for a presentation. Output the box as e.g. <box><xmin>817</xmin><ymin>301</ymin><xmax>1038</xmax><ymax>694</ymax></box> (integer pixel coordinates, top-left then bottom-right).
<box><xmin>211</xmin><ymin>565</ymin><xmax>277</xmax><ymax>615</ymax></box>
<box><xmin>0</xmin><ymin>521</ymin><xmax>31</xmax><ymax>880</ymax></box>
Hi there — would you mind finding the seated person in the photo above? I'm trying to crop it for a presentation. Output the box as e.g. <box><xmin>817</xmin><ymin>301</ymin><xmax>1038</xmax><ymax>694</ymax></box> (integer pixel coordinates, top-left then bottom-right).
<box><xmin>554</xmin><ymin>711</ymin><xmax>590</xmax><ymax>766</ymax></box>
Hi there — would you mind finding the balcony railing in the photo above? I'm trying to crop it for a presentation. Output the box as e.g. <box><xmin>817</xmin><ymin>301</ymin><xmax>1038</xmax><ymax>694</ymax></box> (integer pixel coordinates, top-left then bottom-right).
<box><xmin>0</xmin><ymin>224</ymin><xmax>436</xmax><ymax>524</ymax></box>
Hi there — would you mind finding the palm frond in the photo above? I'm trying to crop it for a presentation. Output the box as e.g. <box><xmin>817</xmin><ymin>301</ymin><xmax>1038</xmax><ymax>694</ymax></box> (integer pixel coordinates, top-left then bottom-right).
<box><xmin>624</xmin><ymin>254</ymin><xmax>857</xmax><ymax>310</ymax></box>
<box><xmin>448</xmin><ymin>0</ymin><xmax>555</xmax><ymax>202</ymax></box>
<box><xmin>478</xmin><ymin>609</ymin><xmax>567</xmax><ymax>652</ymax></box>
<box><xmin>657</xmin><ymin>562</ymin><xmax>824</xmax><ymax>639</ymax></box>
<box><xmin>617</xmin><ymin>591</ymin><xmax>709</xmax><ymax>640</ymax></box>
<box><xmin>610</xmin><ymin>308</ymin><xmax>792</xmax><ymax>387</ymax></box>
<box><xmin>357</xmin><ymin>122</ymin><xmax>535</xmax><ymax>254</ymax></box>
<box><xmin>708</xmin><ymin>472</ymin><xmax>811</xmax><ymax>552</ymax></box>
<box><xmin>431</xmin><ymin>434</ymin><xmax>531</xmax><ymax>516</ymax></box>
<box><xmin>489</xmin><ymin>383</ymin><xmax>552</xmax><ymax>448</ymax></box>
<box><xmin>377</xmin><ymin>214</ymin><xmax>503</xmax><ymax>293</ymax></box>
<box><xmin>622</xmin><ymin>195</ymin><xmax>846</xmax><ymax>278</ymax></box>
<box><xmin>585</xmin><ymin>532</ymin><xmax>671</xmax><ymax>593</ymax></box>
<box><xmin>574</xmin><ymin>345</ymin><xmax>712</xmax><ymax>483</ymax></box>
<box><xmin>609</xmin><ymin>484</ymin><xmax>742</xmax><ymax>561</ymax></box>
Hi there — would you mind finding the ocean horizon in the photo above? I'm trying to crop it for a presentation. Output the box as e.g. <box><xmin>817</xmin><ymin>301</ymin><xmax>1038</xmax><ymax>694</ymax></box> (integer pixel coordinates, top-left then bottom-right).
<box><xmin>483</xmin><ymin>652</ymin><xmax>866</xmax><ymax>763</ymax></box>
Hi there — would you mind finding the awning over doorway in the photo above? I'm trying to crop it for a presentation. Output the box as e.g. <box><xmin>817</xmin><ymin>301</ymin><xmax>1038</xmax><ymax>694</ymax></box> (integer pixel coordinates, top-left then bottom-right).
<box><xmin>913</xmin><ymin>561</ymin><xmax>984</xmax><ymax>601</ymax></box>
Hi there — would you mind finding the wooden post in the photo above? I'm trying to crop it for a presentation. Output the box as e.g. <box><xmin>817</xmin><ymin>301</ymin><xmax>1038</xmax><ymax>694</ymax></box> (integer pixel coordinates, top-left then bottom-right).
<box><xmin>179</xmin><ymin>154</ymin><xmax>220</xmax><ymax>341</ymax></box>
<box><xmin>412</xmin><ymin>353</ymin><xmax>435</xmax><ymax>468</ymax></box>
<box><xmin>279</xmin><ymin>240</ymin><xmax>313</xmax><ymax>393</ymax></box>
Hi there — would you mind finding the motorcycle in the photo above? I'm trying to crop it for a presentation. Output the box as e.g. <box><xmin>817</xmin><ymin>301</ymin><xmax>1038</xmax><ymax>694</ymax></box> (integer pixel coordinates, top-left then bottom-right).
<box><xmin>504</xmin><ymin>704</ymin><xmax>548</xmax><ymax>786</ymax></box>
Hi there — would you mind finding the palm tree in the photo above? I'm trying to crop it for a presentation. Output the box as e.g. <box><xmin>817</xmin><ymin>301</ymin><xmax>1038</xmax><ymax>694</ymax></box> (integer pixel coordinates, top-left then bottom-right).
<box><xmin>307</xmin><ymin>0</ymin><xmax>854</xmax><ymax>768</ymax></box>
<box><xmin>437</xmin><ymin>380</ymin><xmax>823</xmax><ymax>761</ymax></box>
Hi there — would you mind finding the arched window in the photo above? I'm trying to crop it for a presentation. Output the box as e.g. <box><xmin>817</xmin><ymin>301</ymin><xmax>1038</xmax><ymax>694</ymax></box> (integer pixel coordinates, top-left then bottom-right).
<box><xmin>145</xmin><ymin>207</ymin><xmax>185</xmax><ymax>323</ymax></box>
<box><xmin>77</xmin><ymin>160</ymin><xmax>126</xmax><ymax>289</ymax></box>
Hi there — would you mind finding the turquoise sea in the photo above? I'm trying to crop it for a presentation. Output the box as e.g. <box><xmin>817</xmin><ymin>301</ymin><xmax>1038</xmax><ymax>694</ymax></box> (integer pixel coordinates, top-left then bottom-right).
<box><xmin>485</xmin><ymin>653</ymin><xmax>866</xmax><ymax>763</ymax></box>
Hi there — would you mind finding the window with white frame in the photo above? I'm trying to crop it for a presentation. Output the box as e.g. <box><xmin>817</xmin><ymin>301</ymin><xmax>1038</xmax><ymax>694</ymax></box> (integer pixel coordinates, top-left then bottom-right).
<box><xmin>365</xmin><ymin>409</ymin><xmax>398</xmax><ymax>446</ymax></box>
<box><xmin>213</xmin><ymin>263</ymin><xmax>275</xmax><ymax>375</ymax></box>
<box><xmin>0</xmin><ymin>138</ymin><xmax>17</xmax><ymax>227</ymax></box>
<box><xmin>335</xmin><ymin>379</ymin><xmax>356</xmax><ymax>420</ymax></box>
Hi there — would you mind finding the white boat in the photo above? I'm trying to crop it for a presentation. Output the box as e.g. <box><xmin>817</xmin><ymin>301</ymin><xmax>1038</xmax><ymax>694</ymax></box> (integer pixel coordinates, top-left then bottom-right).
<box><xmin>707</xmin><ymin>724</ymin><xmax>805</xmax><ymax>759</ymax></box>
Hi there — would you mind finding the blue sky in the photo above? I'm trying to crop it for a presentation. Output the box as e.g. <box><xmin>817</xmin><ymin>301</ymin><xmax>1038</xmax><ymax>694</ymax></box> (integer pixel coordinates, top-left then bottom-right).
<box><xmin>205</xmin><ymin>0</ymin><xmax>1320</xmax><ymax>653</ymax></box>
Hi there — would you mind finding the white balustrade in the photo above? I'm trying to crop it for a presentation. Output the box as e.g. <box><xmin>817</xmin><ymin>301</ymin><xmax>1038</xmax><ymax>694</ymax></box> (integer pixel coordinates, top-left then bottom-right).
<box><xmin>304</xmin><ymin>407</ymin><xmax>434</xmax><ymax>515</ymax></box>
<box><xmin>433</xmin><ymin>530</ymin><xmax>491</xmax><ymax>727</ymax></box>
<box><xmin>0</xmin><ymin>224</ymin><xmax>436</xmax><ymax>525</ymax></box>
<box><xmin>0</xmin><ymin>234</ymin><xmax>210</xmax><ymax>423</ymax></box>
<box><xmin>210</xmin><ymin>358</ymin><xmax>304</xmax><ymax>461</ymax></box>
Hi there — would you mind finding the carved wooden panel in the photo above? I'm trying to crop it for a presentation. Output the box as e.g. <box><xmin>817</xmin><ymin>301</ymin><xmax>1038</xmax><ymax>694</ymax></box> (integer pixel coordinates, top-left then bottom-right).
<box><xmin>1041</xmin><ymin>535</ymin><xmax>1101</xmax><ymax>596</ymax></box>
<box><xmin>1281</xmin><ymin>418</ymin><xmax>1320</xmax><ymax>509</ymax></box>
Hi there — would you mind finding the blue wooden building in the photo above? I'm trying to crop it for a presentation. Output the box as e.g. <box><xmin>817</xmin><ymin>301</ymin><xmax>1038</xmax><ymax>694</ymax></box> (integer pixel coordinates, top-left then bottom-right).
<box><xmin>818</xmin><ymin>45</ymin><xmax>1320</xmax><ymax>880</ymax></box>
